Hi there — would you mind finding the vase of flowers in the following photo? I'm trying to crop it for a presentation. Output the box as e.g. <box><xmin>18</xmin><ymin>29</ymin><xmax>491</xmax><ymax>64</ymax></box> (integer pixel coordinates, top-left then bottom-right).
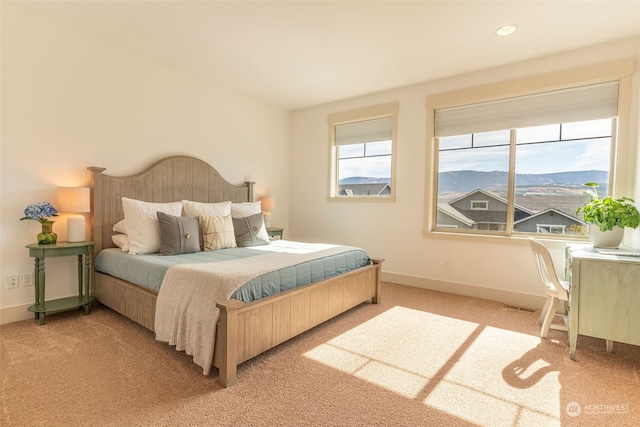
<box><xmin>21</xmin><ymin>202</ymin><xmax>59</xmax><ymax>244</ymax></box>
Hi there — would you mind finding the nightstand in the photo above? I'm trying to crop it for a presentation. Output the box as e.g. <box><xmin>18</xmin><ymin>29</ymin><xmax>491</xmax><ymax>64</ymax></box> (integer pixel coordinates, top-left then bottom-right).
<box><xmin>266</xmin><ymin>227</ymin><xmax>284</xmax><ymax>240</ymax></box>
<box><xmin>25</xmin><ymin>241</ymin><xmax>95</xmax><ymax>325</ymax></box>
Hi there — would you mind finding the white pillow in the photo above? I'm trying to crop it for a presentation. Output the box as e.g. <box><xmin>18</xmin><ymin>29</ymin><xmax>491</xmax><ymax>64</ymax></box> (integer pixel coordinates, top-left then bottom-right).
<box><xmin>231</xmin><ymin>201</ymin><xmax>262</xmax><ymax>218</ymax></box>
<box><xmin>111</xmin><ymin>234</ymin><xmax>130</xmax><ymax>252</ymax></box>
<box><xmin>182</xmin><ymin>200</ymin><xmax>231</xmax><ymax>218</ymax></box>
<box><xmin>113</xmin><ymin>220</ymin><xmax>127</xmax><ymax>234</ymax></box>
<box><xmin>121</xmin><ymin>198</ymin><xmax>183</xmax><ymax>254</ymax></box>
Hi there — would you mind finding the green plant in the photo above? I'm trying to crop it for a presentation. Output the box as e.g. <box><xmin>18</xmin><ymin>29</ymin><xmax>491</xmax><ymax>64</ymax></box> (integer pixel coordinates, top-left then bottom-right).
<box><xmin>576</xmin><ymin>183</ymin><xmax>640</xmax><ymax>232</ymax></box>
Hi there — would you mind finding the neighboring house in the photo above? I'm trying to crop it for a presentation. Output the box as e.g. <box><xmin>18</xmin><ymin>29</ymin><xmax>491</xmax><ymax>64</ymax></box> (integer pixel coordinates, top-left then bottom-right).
<box><xmin>443</xmin><ymin>189</ymin><xmax>533</xmax><ymax>231</ymax></box>
<box><xmin>513</xmin><ymin>208</ymin><xmax>584</xmax><ymax>234</ymax></box>
<box><xmin>437</xmin><ymin>189</ymin><xmax>585</xmax><ymax>234</ymax></box>
<box><xmin>436</xmin><ymin>203</ymin><xmax>476</xmax><ymax>229</ymax></box>
<box><xmin>339</xmin><ymin>183</ymin><xmax>391</xmax><ymax>196</ymax></box>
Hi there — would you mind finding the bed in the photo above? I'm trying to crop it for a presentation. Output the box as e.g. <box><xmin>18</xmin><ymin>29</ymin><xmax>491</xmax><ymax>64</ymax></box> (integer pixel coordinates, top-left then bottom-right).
<box><xmin>88</xmin><ymin>156</ymin><xmax>383</xmax><ymax>387</ymax></box>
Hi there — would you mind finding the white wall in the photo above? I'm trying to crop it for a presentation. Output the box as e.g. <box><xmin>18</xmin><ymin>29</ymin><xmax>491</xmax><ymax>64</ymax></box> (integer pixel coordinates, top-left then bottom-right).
<box><xmin>290</xmin><ymin>37</ymin><xmax>640</xmax><ymax>308</ymax></box>
<box><xmin>0</xmin><ymin>4</ymin><xmax>290</xmax><ymax>323</ymax></box>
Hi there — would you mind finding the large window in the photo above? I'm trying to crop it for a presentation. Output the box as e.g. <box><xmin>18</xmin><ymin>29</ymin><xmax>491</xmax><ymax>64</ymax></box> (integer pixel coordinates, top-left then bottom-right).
<box><xmin>426</xmin><ymin>62</ymin><xmax>635</xmax><ymax>238</ymax></box>
<box><xmin>436</xmin><ymin>117</ymin><xmax>613</xmax><ymax>235</ymax></box>
<box><xmin>328</xmin><ymin>103</ymin><xmax>398</xmax><ymax>200</ymax></box>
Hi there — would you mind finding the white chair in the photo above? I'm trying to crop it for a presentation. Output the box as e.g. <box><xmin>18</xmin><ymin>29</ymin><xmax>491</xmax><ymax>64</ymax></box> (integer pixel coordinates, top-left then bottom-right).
<box><xmin>528</xmin><ymin>238</ymin><xmax>569</xmax><ymax>338</ymax></box>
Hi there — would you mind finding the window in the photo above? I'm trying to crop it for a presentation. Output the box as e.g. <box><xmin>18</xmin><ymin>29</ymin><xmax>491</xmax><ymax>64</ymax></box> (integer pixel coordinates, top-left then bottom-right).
<box><xmin>425</xmin><ymin>61</ymin><xmax>635</xmax><ymax>238</ymax></box>
<box><xmin>470</xmin><ymin>201</ymin><xmax>488</xmax><ymax>210</ymax></box>
<box><xmin>437</xmin><ymin>117</ymin><xmax>614</xmax><ymax>235</ymax></box>
<box><xmin>328</xmin><ymin>102</ymin><xmax>398</xmax><ymax>200</ymax></box>
<box><xmin>536</xmin><ymin>225</ymin><xmax>566</xmax><ymax>234</ymax></box>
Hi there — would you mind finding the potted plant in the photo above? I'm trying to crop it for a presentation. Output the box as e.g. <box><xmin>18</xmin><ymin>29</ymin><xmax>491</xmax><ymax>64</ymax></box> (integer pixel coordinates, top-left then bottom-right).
<box><xmin>576</xmin><ymin>182</ymin><xmax>640</xmax><ymax>248</ymax></box>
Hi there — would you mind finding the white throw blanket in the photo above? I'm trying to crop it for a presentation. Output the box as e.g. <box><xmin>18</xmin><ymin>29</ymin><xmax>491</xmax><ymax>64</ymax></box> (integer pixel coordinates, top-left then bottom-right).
<box><xmin>154</xmin><ymin>242</ymin><xmax>362</xmax><ymax>375</ymax></box>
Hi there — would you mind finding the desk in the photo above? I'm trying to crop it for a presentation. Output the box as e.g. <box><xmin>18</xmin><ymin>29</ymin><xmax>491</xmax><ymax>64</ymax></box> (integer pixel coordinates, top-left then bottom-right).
<box><xmin>566</xmin><ymin>244</ymin><xmax>640</xmax><ymax>359</ymax></box>
<box><xmin>26</xmin><ymin>241</ymin><xmax>94</xmax><ymax>325</ymax></box>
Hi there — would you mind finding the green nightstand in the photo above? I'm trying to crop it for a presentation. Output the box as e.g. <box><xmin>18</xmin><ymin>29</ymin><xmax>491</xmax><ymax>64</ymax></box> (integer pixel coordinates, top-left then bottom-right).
<box><xmin>266</xmin><ymin>227</ymin><xmax>284</xmax><ymax>240</ymax></box>
<box><xmin>26</xmin><ymin>241</ymin><xmax>95</xmax><ymax>325</ymax></box>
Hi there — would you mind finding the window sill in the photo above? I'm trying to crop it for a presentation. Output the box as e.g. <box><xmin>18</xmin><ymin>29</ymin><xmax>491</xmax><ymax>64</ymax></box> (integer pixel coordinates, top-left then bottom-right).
<box><xmin>423</xmin><ymin>229</ymin><xmax>590</xmax><ymax>247</ymax></box>
<box><xmin>327</xmin><ymin>196</ymin><xmax>396</xmax><ymax>203</ymax></box>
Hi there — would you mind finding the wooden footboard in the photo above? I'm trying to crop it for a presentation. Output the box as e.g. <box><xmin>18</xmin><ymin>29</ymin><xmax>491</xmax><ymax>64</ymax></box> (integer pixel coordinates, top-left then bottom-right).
<box><xmin>214</xmin><ymin>259</ymin><xmax>382</xmax><ymax>387</ymax></box>
<box><xmin>94</xmin><ymin>258</ymin><xmax>383</xmax><ymax>387</ymax></box>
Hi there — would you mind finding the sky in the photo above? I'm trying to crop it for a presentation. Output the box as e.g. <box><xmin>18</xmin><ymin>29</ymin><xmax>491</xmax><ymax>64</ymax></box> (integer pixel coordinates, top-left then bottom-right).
<box><xmin>439</xmin><ymin>138</ymin><xmax>610</xmax><ymax>174</ymax></box>
<box><xmin>438</xmin><ymin>119</ymin><xmax>612</xmax><ymax>175</ymax></box>
<box><xmin>338</xmin><ymin>118</ymin><xmax>612</xmax><ymax>179</ymax></box>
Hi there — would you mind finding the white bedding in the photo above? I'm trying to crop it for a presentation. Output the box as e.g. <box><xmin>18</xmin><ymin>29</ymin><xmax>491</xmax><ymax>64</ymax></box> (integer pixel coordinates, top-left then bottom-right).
<box><xmin>154</xmin><ymin>241</ymin><xmax>361</xmax><ymax>375</ymax></box>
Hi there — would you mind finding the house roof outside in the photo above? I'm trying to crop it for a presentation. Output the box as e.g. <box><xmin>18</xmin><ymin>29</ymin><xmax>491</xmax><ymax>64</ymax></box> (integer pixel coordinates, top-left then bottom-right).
<box><xmin>448</xmin><ymin>189</ymin><xmax>534</xmax><ymax>216</ymax></box>
<box><xmin>437</xmin><ymin>203</ymin><xmax>476</xmax><ymax>226</ymax></box>
<box><xmin>515</xmin><ymin>195</ymin><xmax>589</xmax><ymax>220</ymax></box>
<box><xmin>513</xmin><ymin>208</ymin><xmax>584</xmax><ymax>225</ymax></box>
<box><xmin>437</xmin><ymin>189</ymin><xmax>588</xmax><ymax>233</ymax></box>
<box><xmin>339</xmin><ymin>183</ymin><xmax>391</xmax><ymax>197</ymax></box>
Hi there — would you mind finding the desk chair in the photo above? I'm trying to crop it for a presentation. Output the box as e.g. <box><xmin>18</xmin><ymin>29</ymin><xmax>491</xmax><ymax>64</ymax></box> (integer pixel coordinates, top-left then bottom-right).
<box><xmin>528</xmin><ymin>238</ymin><xmax>569</xmax><ymax>338</ymax></box>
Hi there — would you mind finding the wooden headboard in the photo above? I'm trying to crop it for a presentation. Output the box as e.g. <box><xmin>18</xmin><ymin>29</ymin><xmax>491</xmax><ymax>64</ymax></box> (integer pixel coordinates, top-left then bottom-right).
<box><xmin>88</xmin><ymin>156</ymin><xmax>254</xmax><ymax>254</ymax></box>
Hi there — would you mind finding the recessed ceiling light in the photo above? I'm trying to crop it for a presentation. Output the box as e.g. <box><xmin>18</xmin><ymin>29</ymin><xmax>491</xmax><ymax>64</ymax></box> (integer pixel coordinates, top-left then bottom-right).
<box><xmin>496</xmin><ymin>25</ymin><xmax>518</xmax><ymax>36</ymax></box>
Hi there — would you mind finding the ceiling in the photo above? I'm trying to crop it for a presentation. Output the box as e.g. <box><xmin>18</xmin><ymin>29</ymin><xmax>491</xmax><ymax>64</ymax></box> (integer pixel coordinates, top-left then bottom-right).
<box><xmin>14</xmin><ymin>1</ymin><xmax>640</xmax><ymax>111</ymax></box>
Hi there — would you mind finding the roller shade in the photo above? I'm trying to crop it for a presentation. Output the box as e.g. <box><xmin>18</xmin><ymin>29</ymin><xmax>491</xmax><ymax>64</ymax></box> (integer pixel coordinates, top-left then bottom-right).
<box><xmin>335</xmin><ymin>117</ymin><xmax>392</xmax><ymax>146</ymax></box>
<box><xmin>435</xmin><ymin>81</ymin><xmax>619</xmax><ymax>138</ymax></box>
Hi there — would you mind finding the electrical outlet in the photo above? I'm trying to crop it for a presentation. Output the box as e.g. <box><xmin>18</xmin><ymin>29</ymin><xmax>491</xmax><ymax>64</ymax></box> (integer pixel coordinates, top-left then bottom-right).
<box><xmin>7</xmin><ymin>275</ymin><xmax>20</xmax><ymax>289</ymax></box>
<box><xmin>444</xmin><ymin>260</ymin><xmax>452</xmax><ymax>270</ymax></box>
<box><xmin>22</xmin><ymin>272</ymin><xmax>34</xmax><ymax>287</ymax></box>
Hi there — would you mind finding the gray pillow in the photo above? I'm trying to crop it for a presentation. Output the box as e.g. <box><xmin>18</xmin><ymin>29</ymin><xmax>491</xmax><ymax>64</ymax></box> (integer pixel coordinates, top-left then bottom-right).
<box><xmin>232</xmin><ymin>213</ymin><xmax>270</xmax><ymax>247</ymax></box>
<box><xmin>157</xmin><ymin>211</ymin><xmax>201</xmax><ymax>255</ymax></box>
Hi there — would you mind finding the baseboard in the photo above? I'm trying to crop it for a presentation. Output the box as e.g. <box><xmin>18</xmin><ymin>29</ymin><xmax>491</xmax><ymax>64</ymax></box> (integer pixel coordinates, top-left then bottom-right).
<box><xmin>2</xmin><ymin>275</ymin><xmax>545</xmax><ymax>325</ymax></box>
<box><xmin>382</xmin><ymin>272</ymin><xmax>546</xmax><ymax>311</ymax></box>
<box><xmin>0</xmin><ymin>303</ymin><xmax>35</xmax><ymax>325</ymax></box>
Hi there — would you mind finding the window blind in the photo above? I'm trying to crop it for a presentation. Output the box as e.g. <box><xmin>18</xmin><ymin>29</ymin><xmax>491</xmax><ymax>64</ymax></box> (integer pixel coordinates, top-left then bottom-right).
<box><xmin>434</xmin><ymin>81</ymin><xmax>619</xmax><ymax>138</ymax></box>
<box><xmin>335</xmin><ymin>117</ymin><xmax>392</xmax><ymax>146</ymax></box>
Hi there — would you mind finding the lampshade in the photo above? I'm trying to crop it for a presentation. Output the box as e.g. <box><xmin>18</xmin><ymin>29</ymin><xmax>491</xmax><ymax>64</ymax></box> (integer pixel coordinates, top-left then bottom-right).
<box><xmin>259</xmin><ymin>196</ymin><xmax>274</xmax><ymax>228</ymax></box>
<box><xmin>259</xmin><ymin>196</ymin><xmax>274</xmax><ymax>213</ymax></box>
<box><xmin>57</xmin><ymin>187</ymin><xmax>90</xmax><ymax>213</ymax></box>
<box><xmin>57</xmin><ymin>187</ymin><xmax>90</xmax><ymax>242</ymax></box>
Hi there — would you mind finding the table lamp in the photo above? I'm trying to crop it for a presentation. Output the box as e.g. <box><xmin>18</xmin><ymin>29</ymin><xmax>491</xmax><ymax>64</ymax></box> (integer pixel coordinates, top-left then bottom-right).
<box><xmin>259</xmin><ymin>196</ymin><xmax>274</xmax><ymax>228</ymax></box>
<box><xmin>57</xmin><ymin>187</ymin><xmax>90</xmax><ymax>242</ymax></box>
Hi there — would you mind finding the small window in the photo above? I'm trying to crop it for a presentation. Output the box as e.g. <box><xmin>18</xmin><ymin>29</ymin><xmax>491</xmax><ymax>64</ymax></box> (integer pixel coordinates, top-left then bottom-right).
<box><xmin>470</xmin><ymin>200</ymin><xmax>488</xmax><ymax>210</ymax></box>
<box><xmin>537</xmin><ymin>224</ymin><xmax>566</xmax><ymax>234</ymax></box>
<box><xmin>328</xmin><ymin>102</ymin><xmax>398</xmax><ymax>201</ymax></box>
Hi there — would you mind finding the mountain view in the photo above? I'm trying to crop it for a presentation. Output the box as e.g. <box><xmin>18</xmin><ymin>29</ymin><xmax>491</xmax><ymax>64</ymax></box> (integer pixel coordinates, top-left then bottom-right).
<box><xmin>339</xmin><ymin>176</ymin><xmax>391</xmax><ymax>185</ymax></box>
<box><xmin>436</xmin><ymin>170</ymin><xmax>608</xmax><ymax>195</ymax></box>
<box><xmin>341</xmin><ymin>170</ymin><xmax>608</xmax><ymax>195</ymax></box>
<box><xmin>341</xmin><ymin>171</ymin><xmax>607</xmax><ymax>220</ymax></box>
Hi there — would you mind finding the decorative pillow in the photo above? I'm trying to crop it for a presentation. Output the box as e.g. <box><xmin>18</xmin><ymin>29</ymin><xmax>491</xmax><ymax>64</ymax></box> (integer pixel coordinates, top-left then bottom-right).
<box><xmin>121</xmin><ymin>198</ymin><xmax>183</xmax><ymax>254</ymax></box>
<box><xmin>231</xmin><ymin>201</ymin><xmax>262</xmax><ymax>218</ymax></box>
<box><xmin>111</xmin><ymin>234</ymin><xmax>129</xmax><ymax>252</ymax></box>
<box><xmin>200</xmin><ymin>215</ymin><xmax>237</xmax><ymax>251</ymax></box>
<box><xmin>113</xmin><ymin>220</ymin><xmax>127</xmax><ymax>234</ymax></box>
<box><xmin>182</xmin><ymin>200</ymin><xmax>232</xmax><ymax>218</ymax></box>
<box><xmin>157</xmin><ymin>212</ymin><xmax>201</xmax><ymax>256</ymax></box>
<box><xmin>232</xmin><ymin>213</ymin><xmax>270</xmax><ymax>247</ymax></box>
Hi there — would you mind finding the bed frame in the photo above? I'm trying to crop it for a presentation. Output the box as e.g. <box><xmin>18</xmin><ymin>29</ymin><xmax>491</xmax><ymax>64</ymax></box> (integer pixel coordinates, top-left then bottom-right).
<box><xmin>88</xmin><ymin>156</ymin><xmax>383</xmax><ymax>387</ymax></box>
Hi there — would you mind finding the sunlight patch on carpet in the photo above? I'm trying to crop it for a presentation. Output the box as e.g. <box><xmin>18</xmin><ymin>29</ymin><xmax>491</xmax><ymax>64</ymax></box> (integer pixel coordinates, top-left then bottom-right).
<box><xmin>425</xmin><ymin>326</ymin><xmax>561</xmax><ymax>425</ymax></box>
<box><xmin>304</xmin><ymin>306</ymin><xmax>562</xmax><ymax>426</ymax></box>
<box><xmin>304</xmin><ymin>306</ymin><xmax>478</xmax><ymax>398</ymax></box>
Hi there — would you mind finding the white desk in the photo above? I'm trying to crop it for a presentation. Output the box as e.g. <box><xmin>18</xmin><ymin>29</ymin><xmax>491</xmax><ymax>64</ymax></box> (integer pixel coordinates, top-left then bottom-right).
<box><xmin>566</xmin><ymin>244</ymin><xmax>640</xmax><ymax>360</ymax></box>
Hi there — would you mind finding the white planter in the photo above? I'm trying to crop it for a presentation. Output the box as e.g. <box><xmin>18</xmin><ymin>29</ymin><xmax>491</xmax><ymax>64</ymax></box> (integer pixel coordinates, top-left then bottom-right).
<box><xmin>589</xmin><ymin>225</ymin><xmax>624</xmax><ymax>248</ymax></box>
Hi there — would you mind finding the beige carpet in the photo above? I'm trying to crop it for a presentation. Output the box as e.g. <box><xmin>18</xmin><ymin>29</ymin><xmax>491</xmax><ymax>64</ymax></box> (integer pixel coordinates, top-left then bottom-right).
<box><xmin>1</xmin><ymin>282</ymin><xmax>639</xmax><ymax>426</ymax></box>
